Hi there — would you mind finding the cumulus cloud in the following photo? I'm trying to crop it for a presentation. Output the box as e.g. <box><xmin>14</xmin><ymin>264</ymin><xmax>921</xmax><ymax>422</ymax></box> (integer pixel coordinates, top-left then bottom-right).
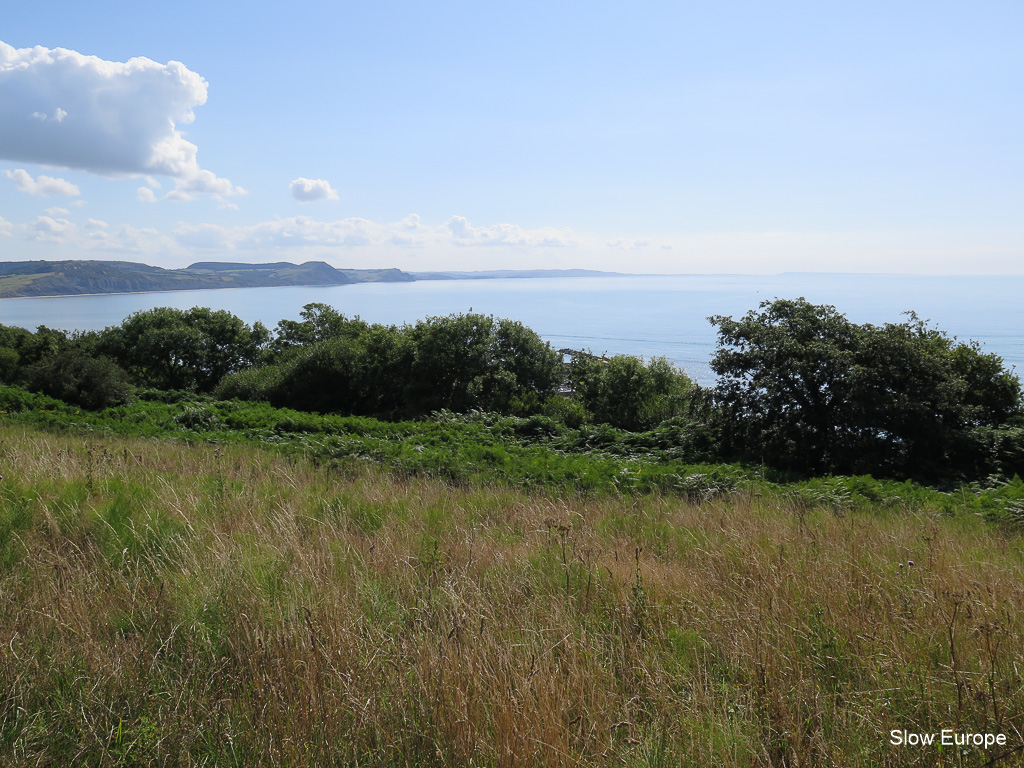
<box><xmin>0</xmin><ymin>40</ymin><xmax>240</xmax><ymax>198</ymax></box>
<box><xmin>165</xmin><ymin>169</ymin><xmax>245</xmax><ymax>201</ymax></box>
<box><xmin>289</xmin><ymin>178</ymin><xmax>339</xmax><ymax>203</ymax></box>
<box><xmin>0</xmin><ymin>217</ymin><xmax>12</xmax><ymax>237</ymax></box>
<box><xmin>27</xmin><ymin>215</ymin><xmax>76</xmax><ymax>242</ymax></box>
<box><xmin>137</xmin><ymin>187</ymin><xmax>157</xmax><ymax>203</ymax></box>
<box><xmin>79</xmin><ymin>222</ymin><xmax>164</xmax><ymax>253</ymax></box>
<box><xmin>3</xmin><ymin>168</ymin><xmax>79</xmax><ymax>196</ymax></box>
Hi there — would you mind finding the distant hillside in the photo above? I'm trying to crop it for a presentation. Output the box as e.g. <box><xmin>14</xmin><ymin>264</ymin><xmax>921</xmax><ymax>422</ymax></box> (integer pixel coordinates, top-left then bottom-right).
<box><xmin>0</xmin><ymin>260</ymin><xmax>632</xmax><ymax>299</ymax></box>
<box><xmin>0</xmin><ymin>260</ymin><xmax>414</xmax><ymax>298</ymax></box>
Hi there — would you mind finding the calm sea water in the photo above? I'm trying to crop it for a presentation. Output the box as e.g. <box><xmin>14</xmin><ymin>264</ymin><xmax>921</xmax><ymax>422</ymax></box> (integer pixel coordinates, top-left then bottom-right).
<box><xmin>1</xmin><ymin>274</ymin><xmax>1021</xmax><ymax>385</ymax></box>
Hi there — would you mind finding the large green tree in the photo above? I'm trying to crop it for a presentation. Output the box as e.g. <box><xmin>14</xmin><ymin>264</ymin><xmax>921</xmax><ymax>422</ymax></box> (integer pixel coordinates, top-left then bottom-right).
<box><xmin>99</xmin><ymin>307</ymin><xmax>269</xmax><ymax>392</ymax></box>
<box><xmin>404</xmin><ymin>313</ymin><xmax>561</xmax><ymax>414</ymax></box>
<box><xmin>710</xmin><ymin>298</ymin><xmax>1022</xmax><ymax>480</ymax></box>
<box><xmin>267</xmin><ymin>303</ymin><xmax>369</xmax><ymax>362</ymax></box>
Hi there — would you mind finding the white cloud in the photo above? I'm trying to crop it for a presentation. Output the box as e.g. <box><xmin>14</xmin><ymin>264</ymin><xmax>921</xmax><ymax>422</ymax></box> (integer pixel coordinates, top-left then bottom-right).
<box><xmin>44</xmin><ymin>207</ymin><xmax>70</xmax><ymax>216</ymax></box>
<box><xmin>446</xmin><ymin>216</ymin><xmax>575</xmax><ymax>247</ymax></box>
<box><xmin>31</xmin><ymin>107</ymin><xmax>66</xmax><ymax>122</ymax></box>
<box><xmin>3</xmin><ymin>168</ymin><xmax>80</xmax><ymax>196</ymax></box>
<box><xmin>0</xmin><ymin>40</ymin><xmax>240</xmax><ymax>198</ymax></box>
<box><xmin>27</xmin><ymin>215</ymin><xmax>76</xmax><ymax>242</ymax></box>
<box><xmin>137</xmin><ymin>187</ymin><xmax>157</xmax><ymax>203</ymax></box>
<box><xmin>168</xmin><ymin>213</ymin><xmax>583</xmax><ymax>253</ymax></box>
<box><xmin>0</xmin><ymin>217</ymin><xmax>12</xmax><ymax>237</ymax></box>
<box><xmin>607</xmin><ymin>237</ymin><xmax>654</xmax><ymax>250</ymax></box>
<box><xmin>173</xmin><ymin>222</ymin><xmax>232</xmax><ymax>249</ymax></box>
<box><xmin>289</xmin><ymin>177</ymin><xmax>339</xmax><ymax>203</ymax></box>
<box><xmin>165</xmin><ymin>169</ymin><xmax>245</xmax><ymax>201</ymax></box>
<box><xmin>82</xmin><ymin>223</ymin><xmax>163</xmax><ymax>252</ymax></box>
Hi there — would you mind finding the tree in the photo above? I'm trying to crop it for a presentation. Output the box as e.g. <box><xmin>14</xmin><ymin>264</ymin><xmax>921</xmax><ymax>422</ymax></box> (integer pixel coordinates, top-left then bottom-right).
<box><xmin>268</xmin><ymin>303</ymin><xmax>369</xmax><ymax>361</ymax></box>
<box><xmin>217</xmin><ymin>311</ymin><xmax>562</xmax><ymax>418</ymax></box>
<box><xmin>710</xmin><ymin>298</ymin><xmax>1022</xmax><ymax>480</ymax></box>
<box><xmin>568</xmin><ymin>353</ymin><xmax>698</xmax><ymax>431</ymax></box>
<box><xmin>99</xmin><ymin>307</ymin><xmax>269</xmax><ymax>392</ymax></box>
<box><xmin>405</xmin><ymin>314</ymin><xmax>561</xmax><ymax>414</ymax></box>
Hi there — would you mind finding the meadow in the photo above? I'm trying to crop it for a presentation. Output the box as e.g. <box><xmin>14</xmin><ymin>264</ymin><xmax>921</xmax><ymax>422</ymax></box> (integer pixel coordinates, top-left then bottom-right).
<box><xmin>2</xmin><ymin>417</ymin><xmax>1024</xmax><ymax>766</ymax></box>
<box><xmin>3</xmin><ymin>301</ymin><xmax>1024</xmax><ymax>765</ymax></box>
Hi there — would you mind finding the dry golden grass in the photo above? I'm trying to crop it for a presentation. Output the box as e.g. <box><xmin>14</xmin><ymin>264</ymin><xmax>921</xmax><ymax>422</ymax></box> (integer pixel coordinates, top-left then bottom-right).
<box><xmin>2</xmin><ymin>423</ymin><xmax>1024</xmax><ymax>766</ymax></box>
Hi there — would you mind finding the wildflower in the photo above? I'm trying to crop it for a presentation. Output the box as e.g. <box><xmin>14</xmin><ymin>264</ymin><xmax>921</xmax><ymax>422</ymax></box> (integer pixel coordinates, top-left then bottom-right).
<box><xmin>908</xmin><ymin>560</ymin><xmax>915</xmax><ymax>567</ymax></box>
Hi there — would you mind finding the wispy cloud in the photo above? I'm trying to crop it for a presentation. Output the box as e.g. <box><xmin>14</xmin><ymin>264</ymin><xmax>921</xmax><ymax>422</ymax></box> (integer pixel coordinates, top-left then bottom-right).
<box><xmin>447</xmin><ymin>216</ymin><xmax>576</xmax><ymax>247</ymax></box>
<box><xmin>172</xmin><ymin>214</ymin><xmax>583</xmax><ymax>252</ymax></box>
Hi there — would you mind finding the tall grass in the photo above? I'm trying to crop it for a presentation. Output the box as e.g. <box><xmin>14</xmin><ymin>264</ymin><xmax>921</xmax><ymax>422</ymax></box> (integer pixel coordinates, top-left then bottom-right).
<box><xmin>1</xmin><ymin>423</ymin><xmax>1023</xmax><ymax>766</ymax></box>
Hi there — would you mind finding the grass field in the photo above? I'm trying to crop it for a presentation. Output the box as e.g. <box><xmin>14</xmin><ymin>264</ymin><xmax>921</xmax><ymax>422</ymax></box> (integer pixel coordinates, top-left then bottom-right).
<box><xmin>2</xmin><ymin>422</ymin><xmax>1024</xmax><ymax>766</ymax></box>
<box><xmin>0</xmin><ymin>272</ymin><xmax>50</xmax><ymax>295</ymax></box>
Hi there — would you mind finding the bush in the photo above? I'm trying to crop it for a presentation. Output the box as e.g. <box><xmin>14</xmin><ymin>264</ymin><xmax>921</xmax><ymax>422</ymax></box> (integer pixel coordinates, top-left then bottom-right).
<box><xmin>568</xmin><ymin>354</ymin><xmax>698</xmax><ymax>431</ymax></box>
<box><xmin>214</xmin><ymin>365</ymin><xmax>285</xmax><ymax>403</ymax></box>
<box><xmin>22</xmin><ymin>351</ymin><xmax>132</xmax><ymax>410</ymax></box>
<box><xmin>543</xmin><ymin>395</ymin><xmax>588</xmax><ymax>429</ymax></box>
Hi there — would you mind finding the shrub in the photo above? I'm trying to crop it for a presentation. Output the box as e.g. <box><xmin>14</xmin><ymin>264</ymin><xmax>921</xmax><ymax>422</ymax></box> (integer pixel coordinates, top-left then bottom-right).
<box><xmin>22</xmin><ymin>351</ymin><xmax>132</xmax><ymax>410</ymax></box>
<box><xmin>568</xmin><ymin>354</ymin><xmax>698</xmax><ymax>431</ymax></box>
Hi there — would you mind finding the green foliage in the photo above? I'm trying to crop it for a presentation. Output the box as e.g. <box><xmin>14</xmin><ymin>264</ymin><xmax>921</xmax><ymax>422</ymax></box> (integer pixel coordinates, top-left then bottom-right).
<box><xmin>404</xmin><ymin>313</ymin><xmax>561</xmax><ymax>414</ymax></box>
<box><xmin>710</xmin><ymin>298</ymin><xmax>1023</xmax><ymax>481</ymax></box>
<box><xmin>0</xmin><ymin>323</ymin><xmax>72</xmax><ymax>387</ymax></box>
<box><xmin>219</xmin><ymin>310</ymin><xmax>561</xmax><ymax>419</ymax></box>
<box><xmin>8</xmin><ymin>382</ymin><xmax>1024</xmax><ymax>524</ymax></box>
<box><xmin>98</xmin><ymin>307</ymin><xmax>269</xmax><ymax>392</ymax></box>
<box><xmin>0</xmin><ymin>346</ymin><xmax>19</xmax><ymax>384</ymax></box>
<box><xmin>267</xmin><ymin>302</ymin><xmax>369</xmax><ymax>361</ymax></box>
<box><xmin>568</xmin><ymin>353</ymin><xmax>699</xmax><ymax>431</ymax></box>
<box><xmin>22</xmin><ymin>350</ymin><xmax>132</xmax><ymax>410</ymax></box>
<box><xmin>211</xmin><ymin>364</ymin><xmax>284</xmax><ymax>403</ymax></box>
<box><xmin>542</xmin><ymin>395</ymin><xmax>588</xmax><ymax>428</ymax></box>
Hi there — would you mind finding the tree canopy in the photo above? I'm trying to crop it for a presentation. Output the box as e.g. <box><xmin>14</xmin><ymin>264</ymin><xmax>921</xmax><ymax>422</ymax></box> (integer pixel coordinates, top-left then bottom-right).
<box><xmin>98</xmin><ymin>307</ymin><xmax>270</xmax><ymax>392</ymax></box>
<box><xmin>710</xmin><ymin>298</ymin><xmax>1022</xmax><ymax>480</ymax></box>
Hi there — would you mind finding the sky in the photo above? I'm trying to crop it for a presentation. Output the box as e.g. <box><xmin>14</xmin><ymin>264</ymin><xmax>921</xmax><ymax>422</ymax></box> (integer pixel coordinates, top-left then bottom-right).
<box><xmin>1</xmin><ymin>1</ymin><xmax>1022</xmax><ymax>274</ymax></box>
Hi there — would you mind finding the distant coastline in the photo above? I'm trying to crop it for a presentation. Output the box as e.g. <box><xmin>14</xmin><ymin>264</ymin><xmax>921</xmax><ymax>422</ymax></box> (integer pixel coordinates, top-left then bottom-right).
<box><xmin>0</xmin><ymin>259</ymin><xmax>630</xmax><ymax>300</ymax></box>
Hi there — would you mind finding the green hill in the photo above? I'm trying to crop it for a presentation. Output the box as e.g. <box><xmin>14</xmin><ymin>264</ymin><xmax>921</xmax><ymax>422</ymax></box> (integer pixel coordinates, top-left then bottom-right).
<box><xmin>0</xmin><ymin>259</ymin><xmax>415</xmax><ymax>298</ymax></box>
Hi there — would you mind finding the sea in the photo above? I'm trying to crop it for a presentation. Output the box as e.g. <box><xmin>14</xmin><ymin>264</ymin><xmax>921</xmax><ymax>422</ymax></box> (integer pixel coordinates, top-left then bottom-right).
<box><xmin>1</xmin><ymin>273</ymin><xmax>1021</xmax><ymax>386</ymax></box>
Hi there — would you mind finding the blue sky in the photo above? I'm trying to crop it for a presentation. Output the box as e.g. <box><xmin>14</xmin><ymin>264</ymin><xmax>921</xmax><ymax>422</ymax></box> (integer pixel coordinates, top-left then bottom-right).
<box><xmin>1</xmin><ymin>1</ymin><xmax>1021</xmax><ymax>273</ymax></box>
